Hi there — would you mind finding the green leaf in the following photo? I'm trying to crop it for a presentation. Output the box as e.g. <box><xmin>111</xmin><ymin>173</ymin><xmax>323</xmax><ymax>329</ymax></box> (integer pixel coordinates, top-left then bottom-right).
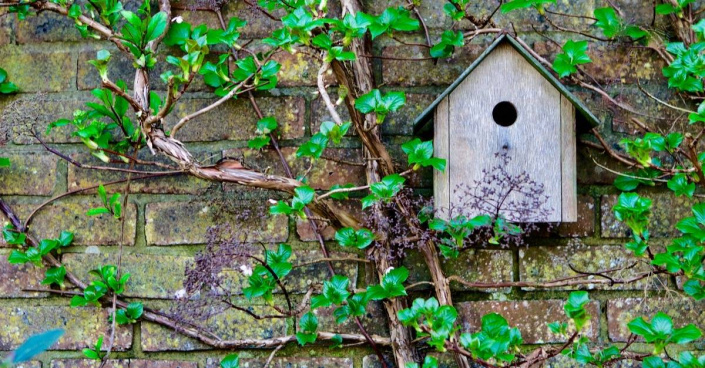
<box><xmin>126</xmin><ymin>302</ymin><xmax>144</xmax><ymax>319</ymax></box>
<box><xmin>297</xmin><ymin>133</ymin><xmax>329</xmax><ymax>159</ymax></box>
<box><xmin>670</xmin><ymin>324</ymin><xmax>702</xmax><ymax>344</ymax></box>
<box><xmin>552</xmin><ymin>40</ymin><xmax>592</xmax><ymax>78</ymax></box>
<box><xmin>145</xmin><ymin>12</ymin><xmax>168</xmax><ymax>42</ymax></box>
<box><xmin>334</xmin><ymin>227</ymin><xmax>375</xmax><ymax>249</ymax></box>
<box><xmin>86</xmin><ymin>207</ymin><xmax>110</xmax><ymax>216</ymax></box>
<box><xmin>667</xmin><ymin>174</ymin><xmax>695</xmax><ymax>198</ymax></box>
<box><xmin>0</xmin><ymin>157</ymin><xmax>10</xmax><ymax>168</ymax></box>
<box><xmin>296</xmin><ymin>312</ymin><xmax>318</xmax><ymax>346</ymax></box>
<box><xmin>501</xmin><ymin>0</ymin><xmax>556</xmax><ymax>13</ymax></box>
<box><xmin>42</xmin><ymin>266</ymin><xmax>67</xmax><ymax>287</ymax></box>
<box><xmin>219</xmin><ymin>354</ymin><xmax>240</xmax><ymax>368</ymax></box>
<box><xmin>57</xmin><ymin>231</ymin><xmax>74</xmax><ymax>247</ymax></box>
<box><xmin>593</xmin><ymin>7</ymin><xmax>622</xmax><ymax>38</ymax></box>
<box><xmin>355</xmin><ymin>89</ymin><xmax>406</xmax><ymax>123</ymax></box>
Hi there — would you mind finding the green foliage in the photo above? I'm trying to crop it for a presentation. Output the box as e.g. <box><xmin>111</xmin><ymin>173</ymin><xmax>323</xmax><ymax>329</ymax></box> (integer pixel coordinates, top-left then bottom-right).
<box><xmin>501</xmin><ymin>0</ymin><xmax>555</xmax><ymax>14</ymax></box>
<box><xmin>563</xmin><ymin>337</ymin><xmax>620</xmax><ymax>368</ymax></box>
<box><xmin>328</xmin><ymin>183</ymin><xmax>355</xmax><ymax>200</ymax></box>
<box><xmin>460</xmin><ymin>313</ymin><xmax>523</xmax><ymax>363</ymax></box>
<box><xmin>0</xmin><ymin>67</ymin><xmax>19</xmax><ymax>94</ymax></box>
<box><xmin>613</xmin><ymin>192</ymin><xmax>652</xmax><ymax>236</ymax></box>
<box><xmin>296</xmin><ymin>312</ymin><xmax>319</xmax><ymax>346</ymax></box>
<box><xmin>7</xmin><ymin>230</ymin><xmax>74</xmax><ymax>268</ymax></box>
<box><xmin>405</xmin><ymin>356</ymin><xmax>440</xmax><ymax>368</ymax></box>
<box><xmin>398</xmin><ymin>297</ymin><xmax>457</xmax><ymax>351</ymax></box>
<box><xmin>112</xmin><ymin>302</ymin><xmax>144</xmax><ymax>325</ymax></box>
<box><xmin>593</xmin><ymin>7</ymin><xmax>648</xmax><ymax>40</ymax></box>
<box><xmin>297</xmin><ymin>133</ymin><xmax>329</xmax><ymax>159</ymax></box>
<box><xmin>367</xmin><ymin>267</ymin><xmax>409</xmax><ymax>300</ymax></box>
<box><xmin>243</xmin><ymin>244</ymin><xmax>293</xmax><ymax>306</ymax></box>
<box><xmin>361</xmin><ymin>174</ymin><xmax>405</xmax><ymax>209</ymax></box>
<box><xmin>248</xmin><ymin>117</ymin><xmax>278</xmax><ymax>149</ymax></box>
<box><xmin>656</xmin><ymin>0</ymin><xmax>696</xmax><ymax>17</ymax></box>
<box><xmin>668</xmin><ymin>174</ymin><xmax>696</xmax><ymax>198</ymax></box>
<box><xmin>628</xmin><ymin>312</ymin><xmax>702</xmax><ymax>354</ymax></box>
<box><xmin>663</xmin><ymin>42</ymin><xmax>705</xmax><ymax>92</ymax></box>
<box><xmin>0</xmin><ymin>157</ymin><xmax>9</xmax><ymax>168</ymax></box>
<box><xmin>355</xmin><ymin>89</ymin><xmax>406</xmax><ymax>124</ymax></box>
<box><xmin>613</xmin><ymin>168</ymin><xmax>659</xmax><ymax>191</ymax></box>
<box><xmin>311</xmin><ymin>275</ymin><xmax>351</xmax><ymax>308</ymax></box>
<box><xmin>367</xmin><ymin>7</ymin><xmax>419</xmax><ymax>39</ymax></box>
<box><xmin>42</xmin><ymin>266</ymin><xmax>67</xmax><ymax>288</ymax></box>
<box><xmin>651</xmin><ymin>235</ymin><xmax>705</xmax><ymax>299</ymax></box>
<box><xmin>320</xmin><ymin>121</ymin><xmax>352</xmax><ymax>145</ymax></box>
<box><xmin>119</xmin><ymin>6</ymin><xmax>168</xmax><ymax>68</ymax></box>
<box><xmin>552</xmin><ymin>40</ymin><xmax>592</xmax><ymax>78</ymax></box>
<box><xmin>332</xmin><ymin>292</ymin><xmax>369</xmax><ymax>324</ymax></box>
<box><xmin>269</xmin><ymin>186</ymin><xmax>316</xmax><ymax>218</ymax></box>
<box><xmin>335</xmin><ymin>227</ymin><xmax>375</xmax><ymax>249</ymax></box>
<box><xmin>564</xmin><ymin>291</ymin><xmax>591</xmax><ymax>331</ymax></box>
<box><xmin>430</xmin><ymin>30</ymin><xmax>464</xmax><ymax>58</ymax></box>
<box><xmin>220</xmin><ymin>354</ymin><xmax>240</xmax><ymax>368</ymax></box>
<box><xmin>426</xmin><ymin>214</ymin><xmax>491</xmax><ymax>258</ymax></box>
<box><xmin>401</xmin><ymin>138</ymin><xmax>446</xmax><ymax>171</ymax></box>
<box><xmin>2</xmin><ymin>329</ymin><xmax>64</xmax><ymax>366</ymax></box>
<box><xmin>443</xmin><ymin>0</ymin><xmax>469</xmax><ymax>21</ymax></box>
<box><xmin>82</xmin><ymin>336</ymin><xmax>104</xmax><ymax>360</ymax></box>
<box><xmin>71</xmin><ymin>265</ymin><xmax>130</xmax><ymax>307</ymax></box>
<box><xmin>86</xmin><ymin>184</ymin><xmax>122</xmax><ymax>219</ymax></box>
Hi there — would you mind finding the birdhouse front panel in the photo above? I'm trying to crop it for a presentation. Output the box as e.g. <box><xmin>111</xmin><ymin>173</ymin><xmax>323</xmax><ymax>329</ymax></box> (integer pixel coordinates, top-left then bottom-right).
<box><xmin>433</xmin><ymin>42</ymin><xmax>577</xmax><ymax>223</ymax></box>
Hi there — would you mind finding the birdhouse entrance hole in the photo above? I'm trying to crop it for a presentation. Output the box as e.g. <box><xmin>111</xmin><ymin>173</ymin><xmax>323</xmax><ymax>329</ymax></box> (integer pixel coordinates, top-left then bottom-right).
<box><xmin>492</xmin><ymin>101</ymin><xmax>517</xmax><ymax>127</ymax></box>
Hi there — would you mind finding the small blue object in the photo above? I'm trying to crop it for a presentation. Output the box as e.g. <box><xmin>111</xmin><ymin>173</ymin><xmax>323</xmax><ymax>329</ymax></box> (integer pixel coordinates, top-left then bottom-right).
<box><xmin>12</xmin><ymin>329</ymin><xmax>64</xmax><ymax>363</ymax></box>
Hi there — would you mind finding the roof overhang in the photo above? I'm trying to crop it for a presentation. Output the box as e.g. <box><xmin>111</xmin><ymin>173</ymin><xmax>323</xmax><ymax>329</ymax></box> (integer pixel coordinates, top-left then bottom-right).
<box><xmin>412</xmin><ymin>34</ymin><xmax>601</xmax><ymax>137</ymax></box>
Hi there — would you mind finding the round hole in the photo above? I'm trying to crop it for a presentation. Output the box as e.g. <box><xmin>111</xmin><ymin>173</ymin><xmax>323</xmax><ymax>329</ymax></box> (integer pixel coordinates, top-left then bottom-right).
<box><xmin>492</xmin><ymin>101</ymin><xmax>517</xmax><ymax>127</ymax></box>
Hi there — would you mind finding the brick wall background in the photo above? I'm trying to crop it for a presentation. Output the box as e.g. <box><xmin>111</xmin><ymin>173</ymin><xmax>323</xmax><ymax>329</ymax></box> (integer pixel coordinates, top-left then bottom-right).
<box><xmin>0</xmin><ymin>1</ymin><xmax>703</xmax><ymax>367</ymax></box>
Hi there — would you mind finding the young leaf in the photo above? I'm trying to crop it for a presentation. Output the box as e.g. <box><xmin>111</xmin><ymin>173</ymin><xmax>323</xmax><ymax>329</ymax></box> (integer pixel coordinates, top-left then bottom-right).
<box><xmin>552</xmin><ymin>40</ymin><xmax>592</xmax><ymax>78</ymax></box>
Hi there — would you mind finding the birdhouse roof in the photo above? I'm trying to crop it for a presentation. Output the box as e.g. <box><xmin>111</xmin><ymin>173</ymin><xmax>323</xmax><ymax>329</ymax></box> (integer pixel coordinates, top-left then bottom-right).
<box><xmin>413</xmin><ymin>34</ymin><xmax>601</xmax><ymax>136</ymax></box>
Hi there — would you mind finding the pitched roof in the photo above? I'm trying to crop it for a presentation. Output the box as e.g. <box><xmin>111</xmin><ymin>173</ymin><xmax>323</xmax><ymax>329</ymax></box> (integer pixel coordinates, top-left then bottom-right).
<box><xmin>413</xmin><ymin>34</ymin><xmax>601</xmax><ymax>136</ymax></box>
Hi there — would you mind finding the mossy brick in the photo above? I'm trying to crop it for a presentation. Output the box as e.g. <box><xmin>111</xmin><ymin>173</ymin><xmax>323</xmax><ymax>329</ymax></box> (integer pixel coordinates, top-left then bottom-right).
<box><xmin>141</xmin><ymin>305</ymin><xmax>287</xmax><ymax>351</ymax></box>
<box><xmin>0</xmin><ymin>306</ymin><xmax>131</xmax><ymax>350</ymax></box>
<box><xmin>145</xmin><ymin>200</ymin><xmax>287</xmax><ymax>245</ymax></box>
<box><xmin>0</xmin><ymin>45</ymin><xmax>76</xmax><ymax>92</ymax></box>
<box><xmin>164</xmin><ymin>96</ymin><xmax>305</xmax><ymax>142</ymax></box>
<box><xmin>519</xmin><ymin>245</ymin><xmax>665</xmax><ymax>291</ymax></box>
<box><xmin>0</xmin><ymin>12</ymin><xmax>13</xmax><ymax>46</ymax></box>
<box><xmin>601</xmin><ymin>193</ymin><xmax>694</xmax><ymax>238</ymax></box>
<box><xmin>557</xmin><ymin>195</ymin><xmax>595</xmax><ymax>237</ymax></box>
<box><xmin>312</xmin><ymin>93</ymin><xmax>436</xmax><ymax>137</ymax></box>
<box><xmin>533</xmin><ymin>41</ymin><xmax>665</xmax><ymax>85</ymax></box>
<box><xmin>8</xmin><ymin>363</ymin><xmax>40</xmax><ymax>368</ymax></box>
<box><xmin>381</xmin><ymin>43</ymin><xmax>486</xmax><ymax>86</ymax></box>
<box><xmin>67</xmin><ymin>151</ymin><xmax>215</xmax><ymax>194</ymax></box>
<box><xmin>296</xmin><ymin>200</ymin><xmax>360</xmax><ymax>241</ymax></box>
<box><xmin>221</xmin><ymin>1</ymin><xmax>285</xmax><ymax>39</ymax></box>
<box><xmin>0</xmin><ymin>151</ymin><xmax>57</xmax><ymax>195</ymax></box>
<box><xmin>62</xmin><ymin>253</ymin><xmax>191</xmax><ymax>299</ymax></box>
<box><xmin>0</xmin><ymin>198</ymin><xmax>137</xmax><ymax>247</ymax></box>
<box><xmin>224</xmin><ymin>147</ymin><xmax>366</xmax><ymax>190</ymax></box>
<box><xmin>205</xmin><ymin>357</ymin><xmax>353</xmax><ymax>368</ymax></box>
<box><xmin>1</xmin><ymin>92</ymin><xmax>93</xmax><ymax>144</ymax></box>
<box><xmin>606</xmin><ymin>84</ymin><xmax>691</xmax><ymax>135</ymax></box>
<box><xmin>0</xmin><ymin>257</ymin><xmax>49</xmax><ymax>298</ymax></box>
<box><xmin>52</xmin><ymin>360</ymin><xmax>198</xmax><ymax>368</ymax></box>
<box><xmin>16</xmin><ymin>11</ymin><xmax>80</xmax><ymax>43</ymax></box>
<box><xmin>457</xmin><ymin>300</ymin><xmax>600</xmax><ymax>344</ymax></box>
<box><xmin>607</xmin><ymin>298</ymin><xmax>705</xmax><ymax>342</ymax></box>
<box><xmin>403</xmin><ymin>249</ymin><xmax>513</xmax><ymax>292</ymax></box>
<box><xmin>214</xmin><ymin>248</ymin><xmax>358</xmax><ymax>295</ymax></box>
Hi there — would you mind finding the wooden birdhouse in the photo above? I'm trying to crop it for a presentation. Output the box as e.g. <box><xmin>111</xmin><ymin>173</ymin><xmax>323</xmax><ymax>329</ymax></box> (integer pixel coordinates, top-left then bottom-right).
<box><xmin>413</xmin><ymin>34</ymin><xmax>600</xmax><ymax>223</ymax></box>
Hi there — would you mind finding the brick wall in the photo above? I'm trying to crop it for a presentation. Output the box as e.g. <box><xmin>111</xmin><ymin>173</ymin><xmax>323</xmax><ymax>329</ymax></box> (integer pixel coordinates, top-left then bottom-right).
<box><xmin>0</xmin><ymin>1</ymin><xmax>703</xmax><ymax>367</ymax></box>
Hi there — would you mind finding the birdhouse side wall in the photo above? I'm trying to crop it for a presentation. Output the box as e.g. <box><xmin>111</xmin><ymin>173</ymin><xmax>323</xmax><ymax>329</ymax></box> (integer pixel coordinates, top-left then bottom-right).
<box><xmin>561</xmin><ymin>95</ymin><xmax>578</xmax><ymax>222</ymax></box>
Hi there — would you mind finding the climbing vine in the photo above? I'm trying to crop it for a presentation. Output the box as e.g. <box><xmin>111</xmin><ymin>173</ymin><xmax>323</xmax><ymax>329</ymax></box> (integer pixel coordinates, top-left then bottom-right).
<box><xmin>2</xmin><ymin>0</ymin><xmax>705</xmax><ymax>367</ymax></box>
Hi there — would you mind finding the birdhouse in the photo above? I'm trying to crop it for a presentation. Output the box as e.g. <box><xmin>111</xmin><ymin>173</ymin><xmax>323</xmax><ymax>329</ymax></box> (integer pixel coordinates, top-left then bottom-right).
<box><xmin>413</xmin><ymin>34</ymin><xmax>600</xmax><ymax>223</ymax></box>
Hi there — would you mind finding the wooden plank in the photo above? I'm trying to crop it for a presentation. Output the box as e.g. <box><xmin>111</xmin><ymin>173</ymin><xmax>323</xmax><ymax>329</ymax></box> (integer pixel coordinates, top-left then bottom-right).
<box><xmin>434</xmin><ymin>97</ymin><xmax>451</xmax><ymax>220</ymax></box>
<box><xmin>447</xmin><ymin>43</ymin><xmax>562</xmax><ymax>222</ymax></box>
<box><xmin>561</xmin><ymin>95</ymin><xmax>577</xmax><ymax>222</ymax></box>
